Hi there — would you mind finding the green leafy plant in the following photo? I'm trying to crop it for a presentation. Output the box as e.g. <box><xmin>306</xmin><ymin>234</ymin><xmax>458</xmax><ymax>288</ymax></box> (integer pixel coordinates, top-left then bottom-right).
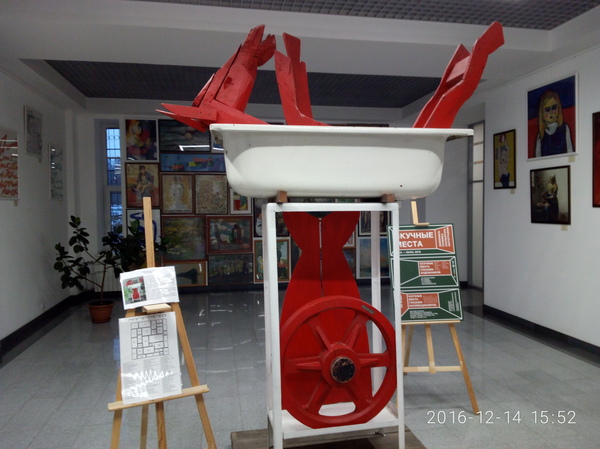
<box><xmin>54</xmin><ymin>216</ymin><xmax>167</xmax><ymax>299</ymax></box>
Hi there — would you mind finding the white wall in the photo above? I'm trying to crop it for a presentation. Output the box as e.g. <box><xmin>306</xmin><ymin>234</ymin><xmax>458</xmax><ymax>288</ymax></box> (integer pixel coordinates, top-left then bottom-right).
<box><xmin>484</xmin><ymin>45</ymin><xmax>600</xmax><ymax>347</ymax></box>
<box><xmin>0</xmin><ymin>72</ymin><xmax>70</xmax><ymax>340</ymax></box>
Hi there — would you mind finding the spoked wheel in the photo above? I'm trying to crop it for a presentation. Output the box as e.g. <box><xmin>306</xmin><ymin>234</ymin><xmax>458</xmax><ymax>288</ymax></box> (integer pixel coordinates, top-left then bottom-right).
<box><xmin>280</xmin><ymin>295</ymin><xmax>397</xmax><ymax>428</ymax></box>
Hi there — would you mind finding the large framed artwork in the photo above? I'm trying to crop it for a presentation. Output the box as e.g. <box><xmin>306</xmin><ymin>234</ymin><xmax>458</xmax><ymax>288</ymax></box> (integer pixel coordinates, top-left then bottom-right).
<box><xmin>207</xmin><ymin>216</ymin><xmax>253</xmax><ymax>253</ymax></box>
<box><xmin>530</xmin><ymin>165</ymin><xmax>571</xmax><ymax>224</ymax></box>
<box><xmin>493</xmin><ymin>130</ymin><xmax>516</xmax><ymax>189</ymax></box>
<box><xmin>161</xmin><ymin>215</ymin><xmax>206</xmax><ymax>261</ymax></box>
<box><xmin>0</xmin><ymin>128</ymin><xmax>19</xmax><ymax>200</ymax></box>
<box><xmin>161</xmin><ymin>174</ymin><xmax>194</xmax><ymax>214</ymax></box>
<box><xmin>125</xmin><ymin>119</ymin><xmax>158</xmax><ymax>161</ymax></box>
<box><xmin>158</xmin><ymin>119</ymin><xmax>211</xmax><ymax>152</ymax></box>
<box><xmin>593</xmin><ymin>112</ymin><xmax>600</xmax><ymax>207</ymax></box>
<box><xmin>24</xmin><ymin>106</ymin><xmax>42</xmax><ymax>158</ymax></box>
<box><xmin>527</xmin><ymin>75</ymin><xmax>577</xmax><ymax>159</ymax></box>
<box><xmin>125</xmin><ymin>163</ymin><xmax>160</xmax><ymax>208</ymax></box>
<box><xmin>208</xmin><ymin>253</ymin><xmax>253</xmax><ymax>285</ymax></box>
<box><xmin>160</xmin><ymin>153</ymin><xmax>225</xmax><ymax>172</ymax></box>
<box><xmin>195</xmin><ymin>174</ymin><xmax>228</xmax><ymax>214</ymax></box>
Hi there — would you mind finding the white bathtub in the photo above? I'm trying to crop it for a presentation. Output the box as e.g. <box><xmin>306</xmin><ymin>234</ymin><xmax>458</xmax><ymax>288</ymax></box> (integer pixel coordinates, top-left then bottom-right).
<box><xmin>210</xmin><ymin>124</ymin><xmax>473</xmax><ymax>200</ymax></box>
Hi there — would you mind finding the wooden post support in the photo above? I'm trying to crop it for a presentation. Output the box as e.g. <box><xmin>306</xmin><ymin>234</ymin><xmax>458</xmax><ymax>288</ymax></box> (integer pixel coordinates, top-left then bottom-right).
<box><xmin>402</xmin><ymin>320</ymin><xmax>479</xmax><ymax>415</ymax></box>
<box><xmin>109</xmin><ymin>197</ymin><xmax>217</xmax><ymax>448</ymax></box>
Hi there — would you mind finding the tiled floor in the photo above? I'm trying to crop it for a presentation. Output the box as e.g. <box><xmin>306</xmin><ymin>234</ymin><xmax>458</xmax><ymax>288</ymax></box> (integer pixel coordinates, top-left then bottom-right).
<box><xmin>1</xmin><ymin>288</ymin><xmax>600</xmax><ymax>449</ymax></box>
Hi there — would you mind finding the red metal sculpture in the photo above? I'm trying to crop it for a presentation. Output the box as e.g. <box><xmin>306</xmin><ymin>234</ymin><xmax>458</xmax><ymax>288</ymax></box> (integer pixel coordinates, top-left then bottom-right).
<box><xmin>158</xmin><ymin>22</ymin><xmax>504</xmax><ymax>429</ymax></box>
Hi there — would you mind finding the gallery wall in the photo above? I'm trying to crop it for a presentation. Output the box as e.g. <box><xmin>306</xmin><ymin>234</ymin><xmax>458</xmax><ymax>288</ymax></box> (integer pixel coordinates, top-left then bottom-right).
<box><xmin>0</xmin><ymin>71</ymin><xmax>70</xmax><ymax>340</ymax></box>
<box><xmin>484</xmin><ymin>44</ymin><xmax>600</xmax><ymax>347</ymax></box>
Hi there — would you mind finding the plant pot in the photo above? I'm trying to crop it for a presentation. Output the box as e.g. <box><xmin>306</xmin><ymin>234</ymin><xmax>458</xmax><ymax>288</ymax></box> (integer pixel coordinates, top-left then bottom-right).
<box><xmin>88</xmin><ymin>300</ymin><xmax>114</xmax><ymax>323</ymax></box>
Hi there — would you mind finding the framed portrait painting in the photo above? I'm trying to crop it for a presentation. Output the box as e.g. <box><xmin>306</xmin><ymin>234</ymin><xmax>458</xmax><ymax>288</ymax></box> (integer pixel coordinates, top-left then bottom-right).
<box><xmin>125</xmin><ymin>163</ymin><xmax>160</xmax><ymax>208</ymax></box>
<box><xmin>530</xmin><ymin>165</ymin><xmax>571</xmax><ymax>224</ymax></box>
<box><xmin>527</xmin><ymin>75</ymin><xmax>577</xmax><ymax>159</ymax></box>
<box><xmin>161</xmin><ymin>174</ymin><xmax>193</xmax><ymax>214</ymax></box>
<box><xmin>493</xmin><ymin>130</ymin><xmax>516</xmax><ymax>189</ymax></box>
<box><xmin>593</xmin><ymin>112</ymin><xmax>600</xmax><ymax>207</ymax></box>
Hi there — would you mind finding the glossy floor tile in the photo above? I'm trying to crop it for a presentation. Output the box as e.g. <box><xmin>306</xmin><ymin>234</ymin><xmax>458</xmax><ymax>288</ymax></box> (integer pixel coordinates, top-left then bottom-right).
<box><xmin>1</xmin><ymin>288</ymin><xmax>599</xmax><ymax>449</ymax></box>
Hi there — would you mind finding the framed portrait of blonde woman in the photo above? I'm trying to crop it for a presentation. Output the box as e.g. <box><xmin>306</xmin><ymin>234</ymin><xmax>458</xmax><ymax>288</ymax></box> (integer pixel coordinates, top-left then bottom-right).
<box><xmin>527</xmin><ymin>75</ymin><xmax>577</xmax><ymax>160</ymax></box>
<box><xmin>493</xmin><ymin>130</ymin><xmax>516</xmax><ymax>189</ymax></box>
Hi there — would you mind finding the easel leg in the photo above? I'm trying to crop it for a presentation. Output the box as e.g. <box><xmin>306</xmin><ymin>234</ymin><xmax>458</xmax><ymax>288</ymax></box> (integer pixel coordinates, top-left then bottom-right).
<box><xmin>110</xmin><ymin>410</ymin><xmax>123</xmax><ymax>449</ymax></box>
<box><xmin>448</xmin><ymin>323</ymin><xmax>479</xmax><ymax>414</ymax></box>
<box><xmin>140</xmin><ymin>405</ymin><xmax>149</xmax><ymax>449</ymax></box>
<box><xmin>194</xmin><ymin>394</ymin><xmax>217</xmax><ymax>449</ymax></box>
<box><xmin>156</xmin><ymin>402</ymin><xmax>167</xmax><ymax>449</ymax></box>
<box><xmin>425</xmin><ymin>324</ymin><xmax>436</xmax><ymax>373</ymax></box>
<box><xmin>402</xmin><ymin>326</ymin><xmax>414</xmax><ymax>373</ymax></box>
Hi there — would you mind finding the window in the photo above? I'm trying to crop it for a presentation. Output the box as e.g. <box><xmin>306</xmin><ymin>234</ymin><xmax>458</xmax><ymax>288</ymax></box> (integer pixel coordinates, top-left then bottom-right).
<box><xmin>106</xmin><ymin>127</ymin><xmax>122</xmax><ymax>233</ymax></box>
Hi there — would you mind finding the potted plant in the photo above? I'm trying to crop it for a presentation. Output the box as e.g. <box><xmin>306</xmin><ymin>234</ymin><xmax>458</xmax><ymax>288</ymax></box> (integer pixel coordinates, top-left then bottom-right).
<box><xmin>54</xmin><ymin>216</ymin><xmax>167</xmax><ymax>322</ymax></box>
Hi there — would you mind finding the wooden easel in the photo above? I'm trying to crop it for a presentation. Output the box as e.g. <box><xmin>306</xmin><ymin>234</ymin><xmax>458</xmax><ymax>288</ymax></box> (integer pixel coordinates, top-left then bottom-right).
<box><xmin>108</xmin><ymin>197</ymin><xmax>217</xmax><ymax>449</ymax></box>
<box><xmin>401</xmin><ymin>201</ymin><xmax>479</xmax><ymax>415</ymax></box>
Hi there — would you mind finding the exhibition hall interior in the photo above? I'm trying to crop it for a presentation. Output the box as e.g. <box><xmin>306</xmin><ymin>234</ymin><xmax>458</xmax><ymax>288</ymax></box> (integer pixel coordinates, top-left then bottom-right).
<box><xmin>2</xmin><ymin>1</ymin><xmax>600</xmax><ymax>448</ymax></box>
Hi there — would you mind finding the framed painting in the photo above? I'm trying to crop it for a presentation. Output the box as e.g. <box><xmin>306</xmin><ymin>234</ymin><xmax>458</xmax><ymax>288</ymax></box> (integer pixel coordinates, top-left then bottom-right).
<box><xmin>160</xmin><ymin>152</ymin><xmax>225</xmax><ymax>172</ymax></box>
<box><xmin>125</xmin><ymin>163</ymin><xmax>160</xmax><ymax>208</ymax></box>
<box><xmin>208</xmin><ymin>253</ymin><xmax>253</xmax><ymax>285</ymax></box>
<box><xmin>530</xmin><ymin>165</ymin><xmax>571</xmax><ymax>224</ymax></box>
<box><xmin>207</xmin><ymin>216</ymin><xmax>253</xmax><ymax>253</ymax></box>
<box><xmin>168</xmin><ymin>261</ymin><xmax>207</xmax><ymax>287</ymax></box>
<box><xmin>343</xmin><ymin>248</ymin><xmax>356</xmax><ymax>278</ymax></box>
<box><xmin>158</xmin><ymin>119</ymin><xmax>210</xmax><ymax>152</ymax></box>
<box><xmin>0</xmin><ymin>128</ymin><xmax>18</xmax><ymax>200</ymax></box>
<box><xmin>49</xmin><ymin>144</ymin><xmax>64</xmax><ymax>200</ymax></box>
<box><xmin>161</xmin><ymin>215</ymin><xmax>206</xmax><ymax>261</ymax></box>
<box><xmin>125</xmin><ymin>119</ymin><xmax>158</xmax><ymax>161</ymax></box>
<box><xmin>253</xmin><ymin>198</ymin><xmax>289</xmax><ymax>237</ymax></box>
<box><xmin>344</xmin><ymin>231</ymin><xmax>356</xmax><ymax>248</ymax></box>
<box><xmin>493</xmin><ymin>130</ymin><xmax>516</xmax><ymax>189</ymax></box>
<box><xmin>24</xmin><ymin>106</ymin><xmax>42</xmax><ymax>157</ymax></box>
<box><xmin>359</xmin><ymin>211</ymin><xmax>389</xmax><ymax>236</ymax></box>
<box><xmin>126</xmin><ymin>209</ymin><xmax>161</xmax><ymax>242</ymax></box>
<box><xmin>593</xmin><ymin>112</ymin><xmax>600</xmax><ymax>207</ymax></box>
<box><xmin>527</xmin><ymin>75</ymin><xmax>577</xmax><ymax>159</ymax></box>
<box><xmin>161</xmin><ymin>174</ymin><xmax>194</xmax><ymax>214</ymax></box>
<box><xmin>195</xmin><ymin>174</ymin><xmax>228</xmax><ymax>214</ymax></box>
<box><xmin>253</xmin><ymin>238</ymin><xmax>290</xmax><ymax>283</ymax></box>
<box><xmin>356</xmin><ymin>237</ymin><xmax>389</xmax><ymax>279</ymax></box>
<box><xmin>230</xmin><ymin>189</ymin><xmax>251</xmax><ymax>215</ymax></box>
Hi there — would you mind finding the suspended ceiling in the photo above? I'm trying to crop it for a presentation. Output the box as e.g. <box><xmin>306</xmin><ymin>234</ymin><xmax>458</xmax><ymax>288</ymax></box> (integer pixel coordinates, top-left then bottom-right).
<box><xmin>2</xmin><ymin>0</ymin><xmax>600</xmax><ymax>111</ymax></box>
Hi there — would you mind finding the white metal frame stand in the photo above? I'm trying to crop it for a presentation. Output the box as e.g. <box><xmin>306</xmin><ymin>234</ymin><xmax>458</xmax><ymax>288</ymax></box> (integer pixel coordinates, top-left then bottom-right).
<box><xmin>262</xmin><ymin>201</ymin><xmax>404</xmax><ymax>449</ymax></box>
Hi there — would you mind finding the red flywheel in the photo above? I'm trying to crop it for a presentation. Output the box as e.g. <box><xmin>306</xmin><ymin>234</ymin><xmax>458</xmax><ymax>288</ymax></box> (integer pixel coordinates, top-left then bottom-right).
<box><xmin>280</xmin><ymin>295</ymin><xmax>397</xmax><ymax>428</ymax></box>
